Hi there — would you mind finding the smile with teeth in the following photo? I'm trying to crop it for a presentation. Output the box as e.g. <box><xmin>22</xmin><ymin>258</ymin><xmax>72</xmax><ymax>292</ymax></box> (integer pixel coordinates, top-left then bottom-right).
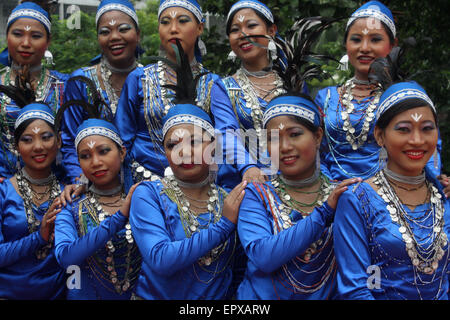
<box><xmin>240</xmin><ymin>43</ymin><xmax>253</xmax><ymax>50</ymax></box>
<box><xmin>281</xmin><ymin>156</ymin><xmax>298</xmax><ymax>164</ymax></box>
<box><xmin>405</xmin><ymin>150</ymin><xmax>425</xmax><ymax>159</ymax></box>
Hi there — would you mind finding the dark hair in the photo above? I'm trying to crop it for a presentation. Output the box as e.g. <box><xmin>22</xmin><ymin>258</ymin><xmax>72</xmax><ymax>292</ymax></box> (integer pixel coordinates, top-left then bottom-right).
<box><xmin>14</xmin><ymin>118</ymin><xmax>56</xmax><ymax>146</ymax></box>
<box><xmin>226</xmin><ymin>8</ymin><xmax>274</xmax><ymax>35</ymax></box>
<box><xmin>376</xmin><ymin>98</ymin><xmax>437</xmax><ymax>130</ymax></box>
<box><xmin>344</xmin><ymin>19</ymin><xmax>395</xmax><ymax>45</ymax></box>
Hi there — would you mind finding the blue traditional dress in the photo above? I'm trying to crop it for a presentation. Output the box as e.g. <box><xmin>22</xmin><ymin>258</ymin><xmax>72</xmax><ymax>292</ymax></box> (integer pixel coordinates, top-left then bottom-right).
<box><xmin>334</xmin><ymin>179</ymin><xmax>449</xmax><ymax>300</ymax></box>
<box><xmin>129</xmin><ymin>179</ymin><xmax>238</xmax><ymax>300</ymax></box>
<box><xmin>315</xmin><ymin>87</ymin><xmax>442</xmax><ymax>181</ymax></box>
<box><xmin>0</xmin><ymin>179</ymin><xmax>66</xmax><ymax>299</ymax></box>
<box><xmin>54</xmin><ymin>118</ymin><xmax>142</xmax><ymax>300</ymax></box>
<box><xmin>236</xmin><ymin>179</ymin><xmax>337</xmax><ymax>300</ymax></box>
<box><xmin>60</xmin><ymin>0</ymin><xmax>140</xmax><ymax>183</ymax></box>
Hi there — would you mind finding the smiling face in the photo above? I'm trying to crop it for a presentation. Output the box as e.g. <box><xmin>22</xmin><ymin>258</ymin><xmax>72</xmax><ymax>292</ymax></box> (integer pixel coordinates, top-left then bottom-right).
<box><xmin>77</xmin><ymin>135</ymin><xmax>126</xmax><ymax>190</ymax></box>
<box><xmin>16</xmin><ymin>119</ymin><xmax>60</xmax><ymax>179</ymax></box>
<box><xmin>163</xmin><ymin>124</ymin><xmax>214</xmax><ymax>183</ymax></box>
<box><xmin>228</xmin><ymin>8</ymin><xmax>276</xmax><ymax>70</ymax></box>
<box><xmin>375</xmin><ymin>106</ymin><xmax>438</xmax><ymax>176</ymax></box>
<box><xmin>266</xmin><ymin>116</ymin><xmax>322</xmax><ymax>181</ymax></box>
<box><xmin>97</xmin><ymin>10</ymin><xmax>140</xmax><ymax>68</ymax></box>
<box><xmin>345</xmin><ymin>18</ymin><xmax>394</xmax><ymax>80</ymax></box>
<box><xmin>7</xmin><ymin>18</ymin><xmax>50</xmax><ymax>67</ymax></box>
<box><xmin>158</xmin><ymin>7</ymin><xmax>203</xmax><ymax>63</ymax></box>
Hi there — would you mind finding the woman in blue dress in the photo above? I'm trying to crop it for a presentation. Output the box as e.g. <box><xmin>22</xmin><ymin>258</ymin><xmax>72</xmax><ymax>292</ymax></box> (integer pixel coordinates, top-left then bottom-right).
<box><xmin>114</xmin><ymin>0</ymin><xmax>219</xmax><ymax>183</ymax></box>
<box><xmin>60</xmin><ymin>0</ymin><xmax>142</xmax><ymax>183</ymax></box>
<box><xmin>333</xmin><ymin>56</ymin><xmax>450</xmax><ymax>299</ymax></box>
<box><xmin>235</xmin><ymin>19</ymin><xmax>359</xmax><ymax>300</ymax></box>
<box><xmin>210</xmin><ymin>0</ymin><xmax>288</xmax><ymax>192</ymax></box>
<box><xmin>0</xmin><ymin>0</ymin><xmax>68</xmax><ymax>179</ymax></box>
<box><xmin>54</xmin><ymin>102</ymin><xmax>142</xmax><ymax>299</ymax></box>
<box><xmin>314</xmin><ymin>1</ymin><xmax>442</xmax><ymax>181</ymax></box>
<box><xmin>0</xmin><ymin>99</ymin><xmax>66</xmax><ymax>299</ymax></box>
<box><xmin>129</xmin><ymin>42</ymin><xmax>246</xmax><ymax>299</ymax></box>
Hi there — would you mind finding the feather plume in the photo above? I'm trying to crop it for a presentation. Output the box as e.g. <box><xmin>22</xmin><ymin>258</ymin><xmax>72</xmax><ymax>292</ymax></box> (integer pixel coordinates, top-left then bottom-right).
<box><xmin>0</xmin><ymin>67</ymin><xmax>36</xmax><ymax>108</ymax></box>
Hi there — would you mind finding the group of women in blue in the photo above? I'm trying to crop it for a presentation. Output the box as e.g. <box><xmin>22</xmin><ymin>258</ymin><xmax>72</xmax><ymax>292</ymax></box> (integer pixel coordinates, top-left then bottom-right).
<box><xmin>0</xmin><ymin>0</ymin><xmax>449</xmax><ymax>301</ymax></box>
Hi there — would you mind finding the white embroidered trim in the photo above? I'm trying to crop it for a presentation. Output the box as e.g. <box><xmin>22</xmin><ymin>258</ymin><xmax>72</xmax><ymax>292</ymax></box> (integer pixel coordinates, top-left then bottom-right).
<box><xmin>347</xmin><ymin>8</ymin><xmax>396</xmax><ymax>37</ymax></box>
<box><xmin>162</xmin><ymin>114</ymin><xmax>214</xmax><ymax>138</ymax></box>
<box><xmin>15</xmin><ymin>111</ymin><xmax>54</xmax><ymax>129</ymax></box>
<box><xmin>75</xmin><ymin>126</ymin><xmax>123</xmax><ymax>150</ymax></box>
<box><xmin>377</xmin><ymin>89</ymin><xmax>435</xmax><ymax>120</ymax></box>
<box><xmin>263</xmin><ymin>104</ymin><xmax>316</xmax><ymax>127</ymax></box>
<box><xmin>96</xmin><ymin>4</ymin><xmax>139</xmax><ymax>26</ymax></box>
<box><xmin>8</xmin><ymin>9</ymin><xmax>51</xmax><ymax>32</ymax></box>
<box><xmin>227</xmin><ymin>1</ymin><xmax>274</xmax><ymax>24</ymax></box>
<box><xmin>158</xmin><ymin>0</ymin><xmax>203</xmax><ymax>22</ymax></box>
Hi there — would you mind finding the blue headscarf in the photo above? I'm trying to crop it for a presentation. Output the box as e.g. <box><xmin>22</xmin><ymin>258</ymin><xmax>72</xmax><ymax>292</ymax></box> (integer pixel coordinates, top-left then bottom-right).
<box><xmin>162</xmin><ymin>104</ymin><xmax>215</xmax><ymax>139</ymax></box>
<box><xmin>263</xmin><ymin>95</ymin><xmax>322</xmax><ymax>128</ymax></box>
<box><xmin>226</xmin><ymin>0</ymin><xmax>274</xmax><ymax>26</ymax></box>
<box><xmin>0</xmin><ymin>2</ymin><xmax>51</xmax><ymax>66</ymax></box>
<box><xmin>347</xmin><ymin>1</ymin><xmax>396</xmax><ymax>37</ymax></box>
<box><xmin>75</xmin><ymin>119</ymin><xmax>123</xmax><ymax>151</ymax></box>
<box><xmin>376</xmin><ymin>81</ymin><xmax>435</xmax><ymax>122</ymax></box>
<box><xmin>15</xmin><ymin>103</ymin><xmax>55</xmax><ymax>130</ymax></box>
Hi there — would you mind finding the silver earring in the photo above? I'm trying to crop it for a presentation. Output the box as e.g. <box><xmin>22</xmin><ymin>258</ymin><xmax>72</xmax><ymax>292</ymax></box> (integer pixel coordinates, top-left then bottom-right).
<box><xmin>338</xmin><ymin>54</ymin><xmax>349</xmax><ymax>71</ymax></box>
<box><xmin>268</xmin><ymin>39</ymin><xmax>277</xmax><ymax>61</ymax></box>
<box><xmin>44</xmin><ymin>50</ymin><xmax>54</xmax><ymax>66</ymax></box>
<box><xmin>197</xmin><ymin>38</ymin><xmax>207</xmax><ymax>56</ymax></box>
<box><xmin>378</xmin><ymin>146</ymin><xmax>387</xmax><ymax>169</ymax></box>
<box><xmin>227</xmin><ymin>50</ymin><xmax>237</xmax><ymax>62</ymax></box>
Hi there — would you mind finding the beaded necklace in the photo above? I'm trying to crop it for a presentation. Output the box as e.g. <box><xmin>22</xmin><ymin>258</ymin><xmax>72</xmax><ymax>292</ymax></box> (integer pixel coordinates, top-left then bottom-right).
<box><xmin>339</xmin><ymin>78</ymin><xmax>381</xmax><ymax>151</ymax></box>
<box><xmin>79</xmin><ymin>189</ymin><xmax>141</xmax><ymax>294</ymax></box>
<box><xmin>163</xmin><ymin>175</ymin><xmax>228</xmax><ymax>267</ymax></box>
<box><xmin>16</xmin><ymin>168</ymin><xmax>60</xmax><ymax>259</ymax></box>
<box><xmin>373</xmin><ymin>170</ymin><xmax>447</xmax><ymax>274</ymax></box>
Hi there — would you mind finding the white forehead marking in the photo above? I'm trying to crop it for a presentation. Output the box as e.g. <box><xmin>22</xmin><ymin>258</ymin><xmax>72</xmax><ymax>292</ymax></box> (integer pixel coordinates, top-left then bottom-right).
<box><xmin>87</xmin><ymin>140</ymin><xmax>96</xmax><ymax>149</ymax></box>
<box><xmin>170</xmin><ymin>11</ymin><xmax>178</xmax><ymax>18</ymax></box>
<box><xmin>24</xmin><ymin>25</ymin><xmax>31</xmax><ymax>31</ymax></box>
<box><xmin>32</xmin><ymin>127</ymin><xmax>41</xmax><ymax>134</ymax></box>
<box><xmin>278</xmin><ymin>123</ymin><xmax>285</xmax><ymax>130</ymax></box>
<box><xmin>109</xmin><ymin>19</ymin><xmax>117</xmax><ymax>26</ymax></box>
<box><xmin>238</xmin><ymin>15</ymin><xmax>245</xmax><ymax>23</ymax></box>
<box><xmin>411</xmin><ymin>113</ymin><xmax>423</xmax><ymax>122</ymax></box>
<box><xmin>362</xmin><ymin>28</ymin><xmax>370</xmax><ymax>35</ymax></box>
<box><xmin>175</xmin><ymin>129</ymin><xmax>186</xmax><ymax>138</ymax></box>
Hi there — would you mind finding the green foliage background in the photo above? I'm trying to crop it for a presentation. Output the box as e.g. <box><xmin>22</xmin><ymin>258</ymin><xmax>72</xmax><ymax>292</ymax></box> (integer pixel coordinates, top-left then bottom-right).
<box><xmin>12</xmin><ymin>0</ymin><xmax>448</xmax><ymax>173</ymax></box>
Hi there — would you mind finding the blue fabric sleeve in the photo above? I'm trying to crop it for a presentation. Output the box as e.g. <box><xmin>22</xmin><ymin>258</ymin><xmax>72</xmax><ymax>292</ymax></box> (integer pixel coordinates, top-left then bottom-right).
<box><xmin>0</xmin><ymin>229</ymin><xmax>46</xmax><ymax>268</ymax></box>
<box><xmin>210</xmin><ymin>79</ymin><xmax>257</xmax><ymax>176</ymax></box>
<box><xmin>237</xmin><ymin>183</ymin><xmax>335</xmax><ymax>274</ymax></box>
<box><xmin>314</xmin><ymin>88</ymin><xmax>333</xmax><ymax>180</ymax></box>
<box><xmin>54</xmin><ymin>202</ymin><xmax>128</xmax><ymax>269</ymax></box>
<box><xmin>114</xmin><ymin>69</ymin><xmax>141</xmax><ymax>158</ymax></box>
<box><xmin>333</xmin><ymin>187</ymin><xmax>375</xmax><ymax>300</ymax></box>
<box><xmin>60</xmin><ymin>70</ymin><xmax>88</xmax><ymax>182</ymax></box>
<box><xmin>129</xmin><ymin>182</ymin><xmax>236</xmax><ymax>277</ymax></box>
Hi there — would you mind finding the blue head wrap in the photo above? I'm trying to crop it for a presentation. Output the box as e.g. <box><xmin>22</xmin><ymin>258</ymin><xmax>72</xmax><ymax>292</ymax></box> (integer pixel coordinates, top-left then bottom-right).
<box><xmin>347</xmin><ymin>1</ymin><xmax>396</xmax><ymax>37</ymax></box>
<box><xmin>263</xmin><ymin>95</ymin><xmax>322</xmax><ymax>128</ymax></box>
<box><xmin>15</xmin><ymin>103</ymin><xmax>55</xmax><ymax>130</ymax></box>
<box><xmin>1</xmin><ymin>2</ymin><xmax>51</xmax><ymax>66</ymax></box>
<box><xmin>376</xmin><ymin>81</ymin><xmax>435</xmax><ymax>122</ymax></box>
<box><xmin>227</xmin><ymin>0</ymin><xmax>274</xmax><ymax>26</ymax></box>
<box><xmin>96</xmin><ymin>0</ymin><xmax>139</xmax><ymax>27</ymax></box>
<box><xmin>75</xmin><ymin>119</ymin><xmax>123</xmax><ymax>150</ymax></box>
<box><xmin>162</xmin><ymin>104</ymin><xmax>215</xmax><ymax>139</ymax></box>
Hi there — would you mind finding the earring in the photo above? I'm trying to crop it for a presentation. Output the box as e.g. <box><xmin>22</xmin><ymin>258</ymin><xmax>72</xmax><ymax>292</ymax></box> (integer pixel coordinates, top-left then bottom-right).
<box><xmin>227</xmin><ymin>50</ymin><xmax>237</xmax><ymax>62</ymax></box>
<box><xmin>315</xmin><ymin>148</ymin><xmax>321</xmax><ymax>171</ymax></box>
<box><xmin>378</xmin><ymin>146</ymin><xmax>387</xmax><ymax>169</ymax></box>
<box><xmin>197</xmin><ymin>38</ymin><xmax>207</xmax><ymax>56</ymax></box>
<box><xmin>338</xmin><ymin>54</ymin><xmax>349</xmax><ymax>71</ymax></box>
<box><xmin>268</xmin><ymin>39</ymin><xmax>277</xmax><ymax>61</ymax></box>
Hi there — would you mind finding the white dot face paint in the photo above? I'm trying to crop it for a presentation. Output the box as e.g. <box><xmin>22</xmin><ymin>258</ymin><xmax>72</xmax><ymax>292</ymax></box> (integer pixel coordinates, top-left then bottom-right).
<box><xmin>411</xmin><ymin>113</ymin><xmax>423</xmax><ymax>122</ymax></box>
<box><xmin>32</xmin><ymin>127</ymin><xmax>41</xmax><ymax>134</ymax></box>
<box><xmin>87</xmin><ymin>140</ymin><xmax>96</xmax><ymax>149</ymax></box>
<box><xmin>238</xmin><ymin>15</ymin><xmax>245</xmax><ymax>23</ymax></box>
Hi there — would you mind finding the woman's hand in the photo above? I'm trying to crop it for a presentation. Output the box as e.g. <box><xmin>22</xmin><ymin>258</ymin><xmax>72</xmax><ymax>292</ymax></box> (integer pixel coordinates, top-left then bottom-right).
<box><xmin>40</xmin><ymin>197</ymin><xmax>62</xmax><ymax>243</ymax></box>
<box><xmin>120</xmin><ymin>183</ymin><xmax>141</xmax><ymax>218</ymax></box>
<box><xmin>59</xmin><ymin>184</ymin><xmax>87</xmax><ymax>206</ymax></box>
<box><xmin>222</xmin><ymin>180</ymin><xmax>248</xmax><ymax>225</ymax></box>
<box><xmin>242</xmin><ymin>167</ymin><xmax>268</xmax><ymax>184</ymax></box>
<box><xmin>326</xmin><ymin>178</ymin><xmax>362</xmax><ymax>210</ymax></box>
<box><xmin>438</xmin><ymin>174</ymin><xmax>449</xmax><ymax>198</ymax></box>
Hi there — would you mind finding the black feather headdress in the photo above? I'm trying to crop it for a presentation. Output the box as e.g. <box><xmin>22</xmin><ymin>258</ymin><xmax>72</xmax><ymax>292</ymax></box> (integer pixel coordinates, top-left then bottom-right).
<box><xmin>271</xmin><ymin>16</ymin><xmax>341</xmax><ymax>94</ymax></box>
<box><xmin>149</xmin><ymin>39</ymin><xmax>206</xmax><ymax>106</ymax></box>
<box><xmin>0</xmin><ymin>66</ymin><xmax>37</xmax><ymax>108</ymax></box>
<box><xmin>54</xmin><ymin>76</ymin><xmax>108</xmax><ymax>134</ymax></box>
